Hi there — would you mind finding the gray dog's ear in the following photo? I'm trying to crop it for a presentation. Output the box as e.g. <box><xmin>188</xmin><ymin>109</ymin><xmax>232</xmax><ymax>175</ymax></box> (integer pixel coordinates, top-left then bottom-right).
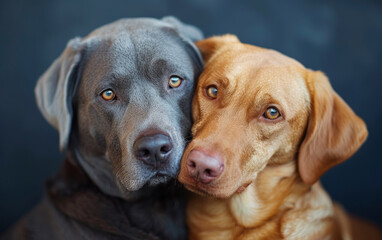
<box><xmin>162</xmin><ymin>16</ymin><xmax>204</xmax><ymax>70</ymax></box>
<box><xmin>162</xmin><ymin>16</ymin><xmax>204</xmax><ymax>42</ymax></box>
<box><xmin>35</xmin><ymin>37</ymin><xmax>84</xmax><ymax>151</ymax></box>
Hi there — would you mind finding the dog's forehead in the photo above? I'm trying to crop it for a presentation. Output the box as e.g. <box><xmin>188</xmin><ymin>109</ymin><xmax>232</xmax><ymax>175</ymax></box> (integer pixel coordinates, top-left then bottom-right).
<box><xmin>83</xmin><ymin>26</ymin><xmax>195</xmax><ymax>87</ymax></box>
<box><xmin>85</xmin><ymin>17</ymin><xmax>189</xmax><ymax>61</ymax></box>
<box><xmin>250</xmin><ymin>66</ymin><xmax>310</xmax><ymax>115</ymax></box>
<box><xmin>206</xmin><ymin>46</ymin><xmax>310</xmax><ymax>117</ymax></box>
<box><xmin>85</xmin><ymin>18</ymin><xmax>176</xmax><ymax>39</ymax></box>
<box><xmin>108</xmin><ymin>29</ymin><xmax>192</xmax><ymax>71</ymax></box>
<box><xmin>220</xmin><ymin>46</ymin><xmax>304</xmax><ymax>76</ymax></box>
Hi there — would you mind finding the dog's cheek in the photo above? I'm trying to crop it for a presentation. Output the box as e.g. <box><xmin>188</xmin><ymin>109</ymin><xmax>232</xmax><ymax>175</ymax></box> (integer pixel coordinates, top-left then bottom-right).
<box><xmin>191</xmin><ymin>93</ymin><xmax>202</xmax><ymax>124</ymax></box>
<box><xmin>177</xmin><ymin>109</ymin><xmax>192</xmax><ymax>140</ymax></box>
<box><xmin>236</xmin><ymin>127</ymin><xmax>283</xmax><ymax>184</ymax></box>
<box><xmin>240</xmin><ymin>145</ymin><xmax>268</xmax><ymax>181</ymax></box>
<box><xmin>209</xmin><ymin>144</ymin><xmax>246</xmax><ymax>197</ymax></box>
<box><xmin>91</xmin><ymin>129</ymin><xmax>107</xmax><ymax>153</ymax></box>
<box><xmin>255</xmin><ymin>122</ymin><xmax>293</xmax><ymax>163</ymax></box>
<box><xmin>267</xmin><ymin>144</ymin><xmax>295</xmax><ymax>165</ymax></box>
<box><xmin>223</xmin><ymin>161</ymin><xmax>245</xmax><ymax>196</ymax></box>
<box><xmin>88</xmin><ymin>105</ymin><xmax>116</xmax><ymax>148</ymax></box>
<box><xmin>108</xmin><ymin>134</ymin><xmax>135</xmax><ymax>190</ymax></box>
<box><xmin>75</xmin><ymin>104</ymin><xmax>105</xmax><ymax>154</ymax></box>
<box><xmin>108</xmin><ymin>134</ymin><xmax>123</xmax><ymax>163</ymax></box>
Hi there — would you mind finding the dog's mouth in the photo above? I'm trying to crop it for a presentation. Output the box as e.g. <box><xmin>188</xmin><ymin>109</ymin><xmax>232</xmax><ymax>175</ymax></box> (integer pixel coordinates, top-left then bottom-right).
<box><xmin>181</xmin><ymin>178</ymin><xmax>252</xmax><ymax>199</ymax></box>
<box><xmin>181</xmin><ymin>182</ymin><xmax>216</xmax><ymax>197</ymax></box>
<box><xmin>146</xmin><ymin>171</ymin><xmax>176</xmax><ymax>186</ymax></box>
<box><xmin>149</xmin><ymin>172</ymin><xmax>169</xmax><ymax>182</ymax></box>
<box><xmin>180</xmin><ymin>180</ymin><xmax>228</xmax><ymax>198</ymax></box>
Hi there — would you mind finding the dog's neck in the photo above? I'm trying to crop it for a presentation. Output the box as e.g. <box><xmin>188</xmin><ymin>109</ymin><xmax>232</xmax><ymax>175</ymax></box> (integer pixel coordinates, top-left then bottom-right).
<box><xmin>229</xmin><ymin>161</ymin><xmax>300</xmax><ymax>228</ymax></box>
<box><xmin>45</xmin><ymin>150</ymin><xmax>187</xmax><ymax>240</ymax></box>
<box><xmin>45</xmin><ymin>151</ymin><xmax>155</xmax><ymax>238</ymax></box>
<box><xmin>187</xmin><ymin>161</ymin><xmax>339</xmax><ymax>240</ymax></box>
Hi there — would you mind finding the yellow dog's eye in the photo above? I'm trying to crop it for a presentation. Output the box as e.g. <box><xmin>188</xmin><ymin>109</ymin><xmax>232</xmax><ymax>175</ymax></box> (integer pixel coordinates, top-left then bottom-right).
<box><xmin>206</xmin><ymin>86</ymin><xmax>218</xmax><ymax>99</ymax></box>
<box><xmin>101</xmin><ymin>89</ymin><xmax>116</xmax><ymax>101</ymax></box>
<box><xmin>263</xmin><ymin>107</ymin><xmax>280</xmax><ymax>120</ymax></box>
<box><xmin>169</xmin><ymin>76</ymin><xmax>182</xmax><ymax>88</ymax></box>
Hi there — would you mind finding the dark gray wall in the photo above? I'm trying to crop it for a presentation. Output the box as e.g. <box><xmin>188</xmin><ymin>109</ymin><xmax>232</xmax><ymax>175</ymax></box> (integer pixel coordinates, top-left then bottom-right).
<box><xmin>0</xmin><ymin>0</ymin><xmax>381</xmax><ymax>232</ymax></box>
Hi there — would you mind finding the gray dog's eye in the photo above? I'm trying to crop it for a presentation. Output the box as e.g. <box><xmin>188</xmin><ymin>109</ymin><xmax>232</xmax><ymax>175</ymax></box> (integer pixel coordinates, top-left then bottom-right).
<box><xmin>101</xmin><ymin>89</ymin><xmax>116</xmax><ymax>101</ymax></box>
<box><xmin>169</xmin><ymin>76</ymin><xmax>183</xmax><ymax>88</ymax></box>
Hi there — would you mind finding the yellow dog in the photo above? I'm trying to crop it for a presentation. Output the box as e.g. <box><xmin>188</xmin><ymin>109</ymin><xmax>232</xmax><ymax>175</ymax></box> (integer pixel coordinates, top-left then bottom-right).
<box><xmin>178</xmin><ymin>35</ymin><xmax>382</xmax><ymax>240</ymax></box>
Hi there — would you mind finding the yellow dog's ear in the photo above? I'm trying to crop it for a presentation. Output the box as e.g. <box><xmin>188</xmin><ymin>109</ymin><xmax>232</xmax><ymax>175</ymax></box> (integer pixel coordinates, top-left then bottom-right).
<box><xmin>298</xmin><ymin>71</ymin><xmax>368</xmax><ymax>185</ymax></box>
<box><xmin>195</xmin><ymin>34</ymin><xmax>239</xmax><ymax>63</ymax></box>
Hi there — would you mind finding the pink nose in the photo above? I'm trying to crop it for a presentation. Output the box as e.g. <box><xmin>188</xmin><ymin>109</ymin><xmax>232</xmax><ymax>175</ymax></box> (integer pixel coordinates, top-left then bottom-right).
<box><xmin>187</xmin><ymin>149</ymin><xmax>224</xmax><ymax>184</ymax></box>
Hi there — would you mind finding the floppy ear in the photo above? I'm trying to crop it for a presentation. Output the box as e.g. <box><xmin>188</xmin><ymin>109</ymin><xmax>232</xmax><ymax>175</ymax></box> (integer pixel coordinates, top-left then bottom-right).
<box><xmin>35</xmin><ymin>37</ymin><xmax>84</xmax><ymax>151</ymax></box>
<box><xmin>298</xmin><ymin>71</ymin><xmax>368</xmax><ymax>185</ymax></box>
<box><xmin>195</xmin><ymin>34</ymin><xmax>239</xmax><ymax>63</ymax></box>
<box><xmin>162</xmin><ymin>16</ymin><xmax>204</xmax><ymax>42</ymax></box>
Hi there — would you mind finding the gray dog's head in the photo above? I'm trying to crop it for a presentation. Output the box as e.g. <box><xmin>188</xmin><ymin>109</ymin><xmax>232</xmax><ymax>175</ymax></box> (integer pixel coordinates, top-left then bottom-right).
<box><xmin>35</xmin><ymin>17</ymin><xmax>203</xmax><ymax>198</ymax></box>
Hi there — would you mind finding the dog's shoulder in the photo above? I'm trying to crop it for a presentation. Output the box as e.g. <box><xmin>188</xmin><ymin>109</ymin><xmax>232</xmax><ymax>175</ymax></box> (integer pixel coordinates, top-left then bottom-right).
<box><xmin>1</xmin><ymin>195</ymin><xmax>93</xmax><ymax>240</ymax></box>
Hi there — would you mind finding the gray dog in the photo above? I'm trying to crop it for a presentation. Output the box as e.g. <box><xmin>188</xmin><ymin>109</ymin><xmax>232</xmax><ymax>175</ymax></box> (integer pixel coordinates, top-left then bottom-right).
<box><xmin>1</xmin><ymin>16</ymin><xmax>203</xmax><ymax>240</ymax></box>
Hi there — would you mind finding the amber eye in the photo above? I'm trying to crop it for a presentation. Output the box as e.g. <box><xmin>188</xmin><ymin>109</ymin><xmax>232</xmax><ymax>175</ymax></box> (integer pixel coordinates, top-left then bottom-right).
<box><xmin>101</xmin><ymin>89</ymin><xmax>116</xmax><ymax>101</ymax></box>
<box><xmin>169</xmin><ymin>76</ymin><xmax>182</xmax><ymax>88</ymax></box>
<box><xmin>206</xmin><ymin>86</ymin><xmax>218</xmax><ymax>99</ymax></box>
<box><xmin>263</xmin><ymin>107</ymin><xmax>280</xmax><ymax>120</ymax></box>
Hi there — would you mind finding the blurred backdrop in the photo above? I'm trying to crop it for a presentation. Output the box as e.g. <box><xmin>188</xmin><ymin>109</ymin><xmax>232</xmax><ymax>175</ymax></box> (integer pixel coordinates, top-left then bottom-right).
<box><xmin>0</xmin><ymin>0</ymin><xmax>381</xmax><ymax>232</ymax></box>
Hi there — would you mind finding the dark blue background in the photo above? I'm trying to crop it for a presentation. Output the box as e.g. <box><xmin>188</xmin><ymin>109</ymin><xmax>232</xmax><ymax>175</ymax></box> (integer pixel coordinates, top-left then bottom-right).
<box><xmin>1</xmin><ymin>0</ymin><xmax>381</xmax><ymax>232</ymax></box>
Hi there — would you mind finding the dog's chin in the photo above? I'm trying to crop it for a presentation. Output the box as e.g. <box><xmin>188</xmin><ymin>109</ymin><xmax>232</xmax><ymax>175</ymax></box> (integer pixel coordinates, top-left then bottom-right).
<box><xmin>140</xmin><ymin>168</ymin><xmax>180</xmax><ymax>188</ymax></box>
<box><xmin>147</xmin><ymin>173</ymin><xmax>171</xmax><ymax>186</ymax></box>
<box><xmin>117</xmin><ymin>172</ymin><xmax>176</xmax><ymax>199</ymax></box>
<box><xmin>181</xmin><ymin>182</ymin><xmax>238</xmax><ymax>199</ymax></box>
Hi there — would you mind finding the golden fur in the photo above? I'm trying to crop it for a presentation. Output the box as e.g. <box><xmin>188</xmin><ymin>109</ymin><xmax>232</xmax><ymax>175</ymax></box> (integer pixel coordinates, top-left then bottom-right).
<box><xmin>178</xmin><ymin>35</ymin><xmax>382</xmax><ymax>240</ymax></box>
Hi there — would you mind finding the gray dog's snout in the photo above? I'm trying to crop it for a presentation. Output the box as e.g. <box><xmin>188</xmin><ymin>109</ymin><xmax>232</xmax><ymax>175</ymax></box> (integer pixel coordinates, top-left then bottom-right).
<box><xmin>133</xmin><ymin>134</ymin><xmax>173</xmax><ymax>167</ymax></box>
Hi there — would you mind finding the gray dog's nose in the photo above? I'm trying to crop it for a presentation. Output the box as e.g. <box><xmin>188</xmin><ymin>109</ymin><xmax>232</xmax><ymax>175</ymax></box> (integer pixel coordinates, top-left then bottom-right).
<box><xmin>133</xmin><ymin>134</ymin><xmax>173</xmax><ymax>167</ymax></box>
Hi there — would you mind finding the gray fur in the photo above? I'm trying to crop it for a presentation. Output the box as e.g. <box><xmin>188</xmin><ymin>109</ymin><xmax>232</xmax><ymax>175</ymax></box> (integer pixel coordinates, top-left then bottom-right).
<box><xmin>2</xmin><ymin>16</ymin><xmax>203</xmax><ymax>240</ymax></box>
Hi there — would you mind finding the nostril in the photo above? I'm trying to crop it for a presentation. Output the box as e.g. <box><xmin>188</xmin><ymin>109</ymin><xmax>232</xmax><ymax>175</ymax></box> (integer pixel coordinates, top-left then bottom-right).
<box><xmin>141</xmin><ymin>149</ymin><xmax>150</xmax><ymax>158</ymax></box>
<box><xmin>134</xmin><ymin>133</ymin><xmax>173</xmax><ymax>166</ymax></box>
<box><xmin>187</xmin><ymin>159</ymin><xmax>198</xmax><ymax>178</ymax></box>
<box><xmin>204</xmin><ymin>168</ymin><xmax>212</xmax><ymax>176</ymax></box>
<box><xmin>160</xmin><ymin>144</ymin><xmax>172</xmax><ymax>154</ymax></box>
<box><xmin>186</xmin><ymin>149</ymin><xmax>224</xmax><ymax>183</ymax></box>
<box><xmin>136</xmin><ymin>148</ymin><xmax>150</xmax><ymax>158</ymax></box>
<box><xmin>187</xmin><ymin>160</ymin><xmax>196</xmax><ymax>169</ymax></box>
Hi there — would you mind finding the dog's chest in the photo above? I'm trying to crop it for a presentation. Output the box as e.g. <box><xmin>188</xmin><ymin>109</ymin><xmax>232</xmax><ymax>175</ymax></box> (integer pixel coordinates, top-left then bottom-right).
<box><xmin>186</xmin><ymin>194</ymin><xmax>242</xmax><ymax>240</ymax></box>
<box><xmin>187</xmin><ymin>183</ymin><xmax>337</xmax><ymax>240</ymax></box>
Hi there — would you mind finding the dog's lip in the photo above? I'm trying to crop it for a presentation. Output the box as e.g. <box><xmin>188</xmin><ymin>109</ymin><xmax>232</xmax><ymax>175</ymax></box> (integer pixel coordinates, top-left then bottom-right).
<box><xmin>181</xmin><ymin>178</ymin><xmax>252</xmax><ymax>198</ymax></box>
<box><xmin>152</xmin><ymin>167</ymin><xmax>181</xmax><ymax>178</ymax></box>
<box><xmin>144</xmin><ymin>171</ymin><xmax>173</xmax><ymax>186</ymax></box>
<box><xmin>182</xmin><ymin>182</ymin><xmax>214</xmax><ymax>197</ymax></box>
<box><xmin>154</xmin><ymin>171</ymin><xmax>172</xmax><ymax>178</ymax></box>
<box><xmin>181</xmin><ymin>180</ymin><xmax>230</xmax><ymax>198</ymax></box>
<box><xmin>151</xmin><ymin>173</ymin><xmax>169</xmax><ymax>181</ymax></box>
